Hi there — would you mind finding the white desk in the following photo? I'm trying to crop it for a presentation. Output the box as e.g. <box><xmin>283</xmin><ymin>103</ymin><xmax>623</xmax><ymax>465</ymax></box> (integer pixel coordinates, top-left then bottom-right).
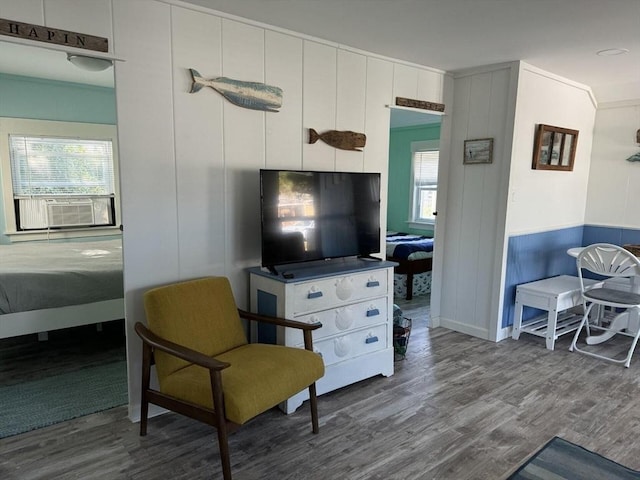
<box><xmin>567</xmin><ymin>247</ymin><xmax>640</xmax><ymax>344</ymax></box>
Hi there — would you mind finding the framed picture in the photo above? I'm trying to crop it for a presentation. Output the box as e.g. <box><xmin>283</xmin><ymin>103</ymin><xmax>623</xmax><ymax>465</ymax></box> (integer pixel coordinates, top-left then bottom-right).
<box><xmin>532</xmin><ymin>124</ymin><xmax>579</xmax><ymax>171</ymax></box>
<box><xmin>464</xmin><ymin>138</ymin><xmax>493</xmax><ymax>164</ymax></box>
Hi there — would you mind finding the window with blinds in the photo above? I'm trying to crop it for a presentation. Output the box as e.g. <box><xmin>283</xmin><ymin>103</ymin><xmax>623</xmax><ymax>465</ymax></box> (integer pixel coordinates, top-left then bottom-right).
<box><xmin>411</xmin><ymin>149</ymin><xmax>439</xmax><ymax>223</ymax></box>
<box><xmin>9</xmin><ymin>135</ymin><xmax>116</xmax><ymax>230</ymax></box>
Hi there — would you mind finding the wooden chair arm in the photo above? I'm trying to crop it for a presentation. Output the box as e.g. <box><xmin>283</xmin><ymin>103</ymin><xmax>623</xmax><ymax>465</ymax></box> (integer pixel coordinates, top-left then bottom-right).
<box><xmin>134</xmin><ymin>322</ymin><xmax>230</xmax><ymax>371</ymax></box>
<box><xmin>238</xmin><ymin>309</ymin><xmax>322</xmax><ymax>331</ymax></box>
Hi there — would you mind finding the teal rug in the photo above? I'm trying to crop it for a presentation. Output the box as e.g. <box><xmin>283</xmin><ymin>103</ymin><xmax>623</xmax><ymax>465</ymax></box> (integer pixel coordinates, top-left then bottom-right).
<box><xmin>509</xmin><ymin>436</ymin><xmax>640</xmax><ymax>479</ymax></box>
<box><xmin>0</xmin><ymin>360</ymin><xmax>127</xmax><ymax>438</ymax></box>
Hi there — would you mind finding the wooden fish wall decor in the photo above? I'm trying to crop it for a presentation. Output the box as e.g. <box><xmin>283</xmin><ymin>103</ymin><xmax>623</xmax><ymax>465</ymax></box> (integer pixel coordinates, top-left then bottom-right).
<box><xmin>309</xmin><ymin>128</ymin><xmax>366</xmax><ymax>151</ymax></box>
<box><xmin>189</xmin><ymin>69</ymin><xmax>283</xmax><ymax>112</ymax></box>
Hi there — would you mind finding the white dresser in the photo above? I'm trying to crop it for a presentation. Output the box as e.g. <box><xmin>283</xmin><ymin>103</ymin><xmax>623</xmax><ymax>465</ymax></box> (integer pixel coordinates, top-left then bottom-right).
<box><xmin>249</xmin><ymin>260</ymin><xmax>396</xmax><ymax>414</ymax></box>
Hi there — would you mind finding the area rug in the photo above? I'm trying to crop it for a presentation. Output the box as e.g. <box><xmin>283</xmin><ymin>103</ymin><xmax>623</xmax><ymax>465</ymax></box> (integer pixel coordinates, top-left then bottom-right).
<box><xmin>0</xmin><ymin>360</ymin><xmax>127</xmax><ymax>439</ymax></box>
<box><xmin>508</xmin><ymin>436</ymin><xmax>640</xmax><ymax>480</ymax></box>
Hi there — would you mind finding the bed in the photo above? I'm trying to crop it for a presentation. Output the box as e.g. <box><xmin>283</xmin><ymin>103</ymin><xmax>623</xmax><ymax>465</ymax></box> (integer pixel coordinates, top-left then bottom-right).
<box><xmin>386</xmin><ymin>232</ymin><xmax>434</xmax><ymax>300</ymax></box>
<box><xmin>0</xmin><ymin>239</ymin><xmax>124</xmax><ymax>339</ymax></box>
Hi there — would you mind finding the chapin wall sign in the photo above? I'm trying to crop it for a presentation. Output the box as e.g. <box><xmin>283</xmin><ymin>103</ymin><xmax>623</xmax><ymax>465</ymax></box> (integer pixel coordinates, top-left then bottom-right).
<box><xmin>0</xmin><ymin>18</ymin><xmax>108</xmax><ymax>52</ymax></box>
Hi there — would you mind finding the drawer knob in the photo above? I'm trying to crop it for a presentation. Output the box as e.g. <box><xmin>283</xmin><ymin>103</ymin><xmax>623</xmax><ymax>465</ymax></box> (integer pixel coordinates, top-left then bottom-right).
<box><xmin>366</xmin><ymin>308</ymin><xmax>380</xmax><ymax>317</ymax></box>
<box><xmin>366</xmin><ymin>280</ymin><xmax>380</xmax><ymax>287</ymax></box>
<box><xmin>365</xmin><ymin>335</ymin><xmax>379</xmax><ymax>344</ymax></box>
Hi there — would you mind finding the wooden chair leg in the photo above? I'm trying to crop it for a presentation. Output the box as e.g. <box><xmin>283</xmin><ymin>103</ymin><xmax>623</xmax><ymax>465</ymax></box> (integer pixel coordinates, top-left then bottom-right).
<box><xmin>308</xmin><ymin>382</ymin><xmax>319</xmax><ymax>434</ymax></box>
<box><xmin>216</xmin><ymin>425</ymin><xmax>232</xmax><ymax>480</ymax></box>
<box><xmin>140</xmin><ymin>343</ymin><xmax>152</xmax><ymax>436</ymax></box>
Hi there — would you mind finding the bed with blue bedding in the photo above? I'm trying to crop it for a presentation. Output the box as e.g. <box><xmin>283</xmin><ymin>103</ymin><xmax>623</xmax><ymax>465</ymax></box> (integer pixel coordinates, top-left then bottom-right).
<box><xmin>386</xmin><ymin>232</ymin><xmax>434</xmax><ymax>300</ymax></box>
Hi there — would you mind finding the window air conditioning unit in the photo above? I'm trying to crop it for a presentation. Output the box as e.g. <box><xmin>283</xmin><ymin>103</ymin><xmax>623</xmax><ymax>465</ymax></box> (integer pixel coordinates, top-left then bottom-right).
<box><xmin>17</xmin><ymin>197</ymin><xmax>105</xmax><ymax>229</ymax></box>
<box><xmin>45</xmin><ymin>198</ymin><xmax>96</xmax><ymax>227</ymax></box>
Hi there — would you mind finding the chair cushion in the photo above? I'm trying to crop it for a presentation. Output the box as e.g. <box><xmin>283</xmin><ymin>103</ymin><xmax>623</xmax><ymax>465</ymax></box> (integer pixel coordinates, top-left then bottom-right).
<box><xmin>144</xmin><ymin>277</ymin><xmax>248</xmax><ymax>379</ymax></box>
<box><xmin>160</xmin><ymin>343</ymin><xmax>325</xmax><ymax>425</ymax></box>
<box><xmin>585</xmin><ymin>287</ymin><xmax>640</xmax><ymax>306</ymax></box>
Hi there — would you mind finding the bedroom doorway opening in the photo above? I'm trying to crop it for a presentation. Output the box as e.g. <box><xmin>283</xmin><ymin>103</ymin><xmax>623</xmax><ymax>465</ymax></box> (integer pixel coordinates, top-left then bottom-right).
<box><xmin>0</xmin><ymin>40</ymin><xmax>126</xmax><ymax>438</ymax></box>
<box><xmin>387</xmin><ymin>107</ymin><xmax>442</xmax><ymax>305</ymax></box>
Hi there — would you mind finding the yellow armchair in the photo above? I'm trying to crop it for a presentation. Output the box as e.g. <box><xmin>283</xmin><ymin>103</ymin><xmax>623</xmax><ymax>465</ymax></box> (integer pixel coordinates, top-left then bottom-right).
<box><xmin>135</xmin><ymin>276</ymin><xmax>324</xmax><ymax>480</ymax></box>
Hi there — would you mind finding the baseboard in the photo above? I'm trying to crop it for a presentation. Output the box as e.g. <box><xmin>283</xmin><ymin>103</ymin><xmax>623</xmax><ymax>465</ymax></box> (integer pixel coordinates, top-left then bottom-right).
<box><xmin>437</xmin><ymin>316</ymin><xmax>491</xmax><ymax>340</ymax></box>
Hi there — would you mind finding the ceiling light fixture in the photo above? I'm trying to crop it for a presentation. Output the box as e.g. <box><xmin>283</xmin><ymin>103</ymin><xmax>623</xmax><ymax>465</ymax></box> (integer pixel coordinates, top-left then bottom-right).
<box><xmin>596</xmin><ymin>48</ymin><xmax>629</xmax><ymax>56</ymax></box>
<box><xmin>67</xmin><ymin>54</ymin><xmax>113</xmax><ymax>72</ymax></box>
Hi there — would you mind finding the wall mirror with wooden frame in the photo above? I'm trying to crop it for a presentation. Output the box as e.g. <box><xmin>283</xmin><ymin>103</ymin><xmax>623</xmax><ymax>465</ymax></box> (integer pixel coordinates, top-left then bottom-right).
<box><xmin>532</xmin><ymin>124</ymin><xmax>579</xmax><ymax>171</ymax></box>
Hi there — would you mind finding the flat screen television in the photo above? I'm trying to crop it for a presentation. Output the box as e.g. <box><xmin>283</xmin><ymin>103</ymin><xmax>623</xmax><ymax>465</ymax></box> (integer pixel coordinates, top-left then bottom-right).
<box><xmin>260</xmin><ymin>169</ymin><xmax>381</xmax><ymax>270</ymax></box>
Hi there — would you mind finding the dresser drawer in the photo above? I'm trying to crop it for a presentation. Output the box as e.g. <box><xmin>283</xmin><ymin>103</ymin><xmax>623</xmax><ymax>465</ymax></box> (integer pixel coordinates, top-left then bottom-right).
<box><xmin>292</xmin><ymin>270</ymin><xmax>388</xmax><ymax>315</ymax></box>
<box><xmin>311</xmin><ymin>324</ymin><xmax>388</xmax><ymax>367</ymax></box>
<box><xmin>286</xmin><ymin>297</ymin><xmax>388</xmax><ymax>345</ymax></box>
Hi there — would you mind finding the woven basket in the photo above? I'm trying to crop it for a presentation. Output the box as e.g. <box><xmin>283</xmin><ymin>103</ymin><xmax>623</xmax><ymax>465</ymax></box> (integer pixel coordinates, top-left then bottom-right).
<box><xmin>623</xmin><ymin>244</ymin><xmax>640</xmax><ymax>256</ymax></box>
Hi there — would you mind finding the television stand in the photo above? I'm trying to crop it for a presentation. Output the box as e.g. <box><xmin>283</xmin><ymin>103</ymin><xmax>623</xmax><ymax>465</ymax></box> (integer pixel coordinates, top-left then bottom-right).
<box><xmin>249</xmin><ymin>261</ymin><xmax>395</xmax><ymax>414</ymax></box>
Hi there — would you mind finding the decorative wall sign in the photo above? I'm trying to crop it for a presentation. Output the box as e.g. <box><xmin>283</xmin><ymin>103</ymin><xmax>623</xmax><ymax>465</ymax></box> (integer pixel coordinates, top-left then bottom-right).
<box><xmin>463</xmin><ymin>138</ymin><xmax>493</xmax><ymax>164</ymax></box>
<box><xmin>395</xmin><ymin>97</ymin><xmax>445</xmax><ymax>112</ymax></box>
<box><xmin>628</xmin><ymin>129</ymin><xmax>640</xmax><ymax>162</ymax></box>
<box><xmin>308</xmin><ymin>128</ymin><xmax>366</xmax><ymax>151</ymax></box>
<box><xmin>0</xmin><ymin>18</ymin><xmax>108</xmax><ymax>52</ymax></box>
<box><xmin>189</xmin><ymin>69</ymin><xmax>283</xmax><ymax>112</ymax></box>
<box><xmin>532</xmin><ymin>124</ymin><xmax>578</xmax><ymax>171</ymax></box>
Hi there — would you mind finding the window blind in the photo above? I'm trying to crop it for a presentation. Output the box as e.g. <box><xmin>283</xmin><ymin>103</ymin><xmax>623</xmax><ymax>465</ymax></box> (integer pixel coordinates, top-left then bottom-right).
<box><xmin>414</xmin><ymin>150</ymin><xmax>439</xmax><ymax>186</ymax></box>
<box><xmin>9</xmin><ymin>135</ymin><xmax>114</xmax><ymax>196</ymax></box>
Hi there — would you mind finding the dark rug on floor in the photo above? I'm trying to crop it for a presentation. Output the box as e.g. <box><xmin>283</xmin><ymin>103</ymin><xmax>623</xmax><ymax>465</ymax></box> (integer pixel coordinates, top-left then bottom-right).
<box><xmin>0</xmin><ymin>360</ymin><xmax>127</xmax><ymax>438</ymax></box>
<box><xmin>508</xmin><ymin>436</ymin><xmax>640</xmax><ymax>480</ymax></box>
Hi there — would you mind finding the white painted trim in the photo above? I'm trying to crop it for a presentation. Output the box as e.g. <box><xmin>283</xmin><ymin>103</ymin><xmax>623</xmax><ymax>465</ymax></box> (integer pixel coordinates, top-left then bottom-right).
<box><xmin>520</xmin><ymin>62</ymin><xmax>597</xmax><ymax>109</ymax></box>
<box><xmin>387</xmin><ymin>105</ymin><xmax>447</xmax><ymax>116</ymax></box>
<box><xmin>437</xmin><ymin>316</ymin><xmax>492</xmax><ymax>341</ymax></box>
<box><xmin>0</xmin><ymin>36</ymin><xmax>125</xmax><ymax>62</ymax></box>
<box><xmin>507</xmin><ymin>221</ymin><xmax>586</xmax><ymax>236</ymax></box>
<box><xmin>598</xmin><ymin>99</ymin><xmax>640</xmax><ymax>109</ymax></box>
<box><xmin>159</xmin><ymin>0</ymin><xmax>446</xmax><ymax>74</ymax></box>
<box><xmin>451</xmin><ymin>61</ymin><xmax>515</xmax><ymax>79</ymax></box>
<box><xmin>497</xmin><ymin>326</ymin><xmax>512</xmax><ymax>342</ymax></box>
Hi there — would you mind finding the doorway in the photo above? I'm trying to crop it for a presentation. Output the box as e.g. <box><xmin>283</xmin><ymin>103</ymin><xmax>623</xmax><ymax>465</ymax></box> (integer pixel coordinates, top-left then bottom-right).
<box><xmin>386</xmin><ymin>107</ymin><xmax>442</xmax><ymax>304</ymax></box>
<box><xmin>0</xmin><ymin>40</ymin><xmax>126</xmax><ymax>438</ymax></box>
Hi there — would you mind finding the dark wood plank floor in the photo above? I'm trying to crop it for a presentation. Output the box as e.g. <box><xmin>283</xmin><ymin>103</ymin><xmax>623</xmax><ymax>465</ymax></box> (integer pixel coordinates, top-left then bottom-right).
<box><xmin>2</xmin><ymin>296</ymin><xmax>640</xmax><ymax>479</ymax></box>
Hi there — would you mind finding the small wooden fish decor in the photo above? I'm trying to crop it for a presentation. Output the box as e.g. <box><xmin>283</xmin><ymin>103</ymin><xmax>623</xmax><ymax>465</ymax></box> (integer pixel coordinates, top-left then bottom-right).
<box><xmin>309</xmin><ymin>128</ymin><xmax>366</xmax><ymax>151</ymax></box>
<box><xmin>189</xmin><ymin>69</ymin><xmax>283</xmax><ymax>112</ymax></box>
<box><xmin>626</xmin><ymin>128</ymin><xmax>640</xmax><ymax>162</ymax></box>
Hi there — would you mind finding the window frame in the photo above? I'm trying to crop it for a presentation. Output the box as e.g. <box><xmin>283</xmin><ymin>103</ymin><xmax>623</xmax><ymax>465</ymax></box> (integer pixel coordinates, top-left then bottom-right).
<box><xmin>408</xmin><ymin>140</ymin><xmax>440</xmax><ymax>228</ymax></box>
<box><xmin>0</xmin><ymin>118</ymin><xmax>121</xmax><ymax>242</ymax></box>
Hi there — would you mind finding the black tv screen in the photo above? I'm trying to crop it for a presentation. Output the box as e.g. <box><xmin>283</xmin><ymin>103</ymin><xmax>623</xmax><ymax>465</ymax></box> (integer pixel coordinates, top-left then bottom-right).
<box><xmin>260</xmin><ymin>169</ymin><xmax>381</xmax><ymax>268</ymax></box>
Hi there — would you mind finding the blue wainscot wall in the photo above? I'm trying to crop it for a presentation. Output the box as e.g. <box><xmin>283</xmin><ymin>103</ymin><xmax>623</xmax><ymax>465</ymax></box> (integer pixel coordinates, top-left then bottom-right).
<box><xmin>502</xmin><ymin>225</ymin><xmax>640</xmax><ymax>329</ymax></box>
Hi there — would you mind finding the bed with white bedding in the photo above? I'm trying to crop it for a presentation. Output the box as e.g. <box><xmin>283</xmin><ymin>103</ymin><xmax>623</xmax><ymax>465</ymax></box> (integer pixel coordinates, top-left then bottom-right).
<box><xmin>0</xmin><ymin>239</ymin><xmax>124</xmax><ymax>338</ymax></box>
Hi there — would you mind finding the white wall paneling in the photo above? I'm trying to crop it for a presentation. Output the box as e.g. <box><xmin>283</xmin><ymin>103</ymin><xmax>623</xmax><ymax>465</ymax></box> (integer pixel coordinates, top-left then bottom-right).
<box><xmin>265</xmin><ymin>31</ymin><xmax>304</xmax><ymax>170</ymax></box>
<box><xmin>220</xmin><ymin>19</ymin><xmax>267</xmax><ymax>296</ymax></box>
<box><xmin>113</xmin><ymin>0</ymin><xmax>178</xmax><ymax>420</ymax></box>
<box><xmin>364</xmin><ymin>57</ymin><xmax>394</xmax><ymax>257</ymax></box>
<box><xmin>171</xmin><ymin>7</ymin><xmax>226</xmax><ymax>280</ymax></box>
<box><xmin>392</xmin><ymin>63</ymin><xmax>418</xmax><ymax>100</ymax></box>
<box><xmin>303</xmin><ymin>40</ymin><xmax>337</xmax><ymax>171</ymax></box>
<box><xmin>335</xmin><ymin>49</ymin><xmax>366</xmax><ymax>172</ymax></box>
<box><xmin>417</xmin><ymin>68</ymin><xmax>444</xmax><ymax>104</ymax></box>
<box><xmin>506</xmin><ymin>63</ymin><xmax>595</xmax><ymax>235</ymax></box>
<box><xmin>0</xmin><ymin>0</ymin><xmax>44</xmax><ymax>25</ymax></box>
<box><xmin>438</xmin><ymin>64</ymin><xmax>515</xmax><ymax>339</ymax></box>
<box><xmin>43</xmin><ymin>0</ymin><xmax>114</xmax><ymax>48</ymax></box>
<box><xmin>586</xmin><ymin>102</ymin><xmax>640</xmax><ymax>228</ymax></box>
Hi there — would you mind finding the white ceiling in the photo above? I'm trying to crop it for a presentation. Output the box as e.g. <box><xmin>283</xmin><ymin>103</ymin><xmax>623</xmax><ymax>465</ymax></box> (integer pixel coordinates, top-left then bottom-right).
<box><xmin>181</xmin><ymin>0</ymin><xmax>640</xmax><ymax>103</ymax></box>
<box><xmin>1</xmin><ymin>0</ymin><xmax>637</xmax><ymax>105</ymax></box>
